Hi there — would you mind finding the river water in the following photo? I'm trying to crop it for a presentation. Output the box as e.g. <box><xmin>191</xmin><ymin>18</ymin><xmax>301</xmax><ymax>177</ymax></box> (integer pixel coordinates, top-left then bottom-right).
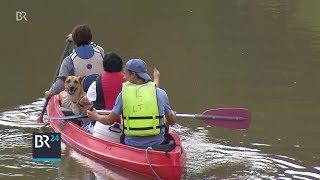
<box><xmin>1</xmin><ymin>1</ymin><xmax>320</xmax><ymax>179</ymax></box>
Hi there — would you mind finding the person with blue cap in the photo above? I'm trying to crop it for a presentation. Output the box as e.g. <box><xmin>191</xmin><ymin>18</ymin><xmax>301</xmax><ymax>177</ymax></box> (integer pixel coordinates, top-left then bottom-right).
<box><xmin>87</xmin><ymin>58</ymin><xmax>176</xmax><ymax>148</ymax></box>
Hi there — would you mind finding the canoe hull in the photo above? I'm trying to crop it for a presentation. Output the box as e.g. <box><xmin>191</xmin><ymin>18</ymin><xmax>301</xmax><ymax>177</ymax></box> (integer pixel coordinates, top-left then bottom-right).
<box><xmin>47</xmin><ymin>95</ymin><xmax>186</xmax><ymax>179</ymax></box>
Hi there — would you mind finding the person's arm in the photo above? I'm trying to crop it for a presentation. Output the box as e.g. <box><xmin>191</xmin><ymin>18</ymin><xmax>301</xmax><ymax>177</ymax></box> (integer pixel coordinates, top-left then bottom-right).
<box><xmin>87</xmin><ymin>109</ymin><xmax>118</xmax><ymax>125</ymax></box>
<box><xmin>165</xmin><ymin>112</ymin><xmax>176</xmax><ymax>125</ymax></box>
<box><xmin>65</xmin><ymin>33</ymin><xmax>75</xmax><ymax>55</ymax></box>
<box><xmin>153</xmin><ymin>68</ymin><xmax>160</xmax><ymax>87</ymax></box>
<box><xmin>87</xmin><ymin>92</ymin><xmax>122</xmax><ymax>125</ymax></box>
<box><xmin>45</xmin><ymin>57</ymin><xmax>74</xmax><ymax>98</ymax></box>
<box><xmin>158</xmin><ymin>88</ymin><xmax>176</xmax><ymax>125</ymax></box>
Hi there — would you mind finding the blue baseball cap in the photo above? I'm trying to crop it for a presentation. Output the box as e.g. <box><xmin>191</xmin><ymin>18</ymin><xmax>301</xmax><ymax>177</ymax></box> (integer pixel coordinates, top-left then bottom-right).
<box><xmin>124</xmin><ymin>59</ymin><xmax>151</xmax><ymax>81</ymax></box>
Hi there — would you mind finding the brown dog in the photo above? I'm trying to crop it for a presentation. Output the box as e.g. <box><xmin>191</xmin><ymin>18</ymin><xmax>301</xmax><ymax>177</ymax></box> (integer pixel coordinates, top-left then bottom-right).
<box><xmin>60</xmin><ymin>76</ymin><xmax>92</xmax><ymax>115</ymax></box>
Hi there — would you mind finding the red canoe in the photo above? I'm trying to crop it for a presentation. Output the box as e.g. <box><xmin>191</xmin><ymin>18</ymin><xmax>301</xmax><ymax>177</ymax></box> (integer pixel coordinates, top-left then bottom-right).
<box><xmin>47</xmin><ymin>95</ymin><xmax>186</xmax><ymax>179</ymax></box>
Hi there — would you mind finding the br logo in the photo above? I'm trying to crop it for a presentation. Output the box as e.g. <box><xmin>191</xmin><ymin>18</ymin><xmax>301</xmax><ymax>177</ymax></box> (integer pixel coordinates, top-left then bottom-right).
<box><xmin>16</xmin><ymin>11</ymin><xmax>28</xmax><ymax>22</ymax></box>
<box><xmin>32</xmin><ymin>133</ymin><xmax>61</xmax><ymax>163</ymax></box>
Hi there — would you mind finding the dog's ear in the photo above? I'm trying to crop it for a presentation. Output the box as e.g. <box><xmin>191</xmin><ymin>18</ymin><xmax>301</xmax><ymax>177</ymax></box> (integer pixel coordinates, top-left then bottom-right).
<box><xmin>57</xmin><ymin>76</ymin><xmax>67</xmax><ymax>82</ymax></box>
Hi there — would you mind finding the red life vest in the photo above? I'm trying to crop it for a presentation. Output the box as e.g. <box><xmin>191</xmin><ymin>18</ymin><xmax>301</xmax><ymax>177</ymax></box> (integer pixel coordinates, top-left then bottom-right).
<box><xmin>101</xmin><ymin>71</ymin><xmax>124</xmax><ymax>110</ymax></box>
<box><xmin>94</xmin><ymin>71</ymin><xmax>124</xmax><ymax>123</ymax></box>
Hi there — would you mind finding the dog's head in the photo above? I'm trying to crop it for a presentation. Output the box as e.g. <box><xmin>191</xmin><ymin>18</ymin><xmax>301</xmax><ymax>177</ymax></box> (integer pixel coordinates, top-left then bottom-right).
<box><xmin>64</xmin><ymin>76</ymin><xmax>83</xmax><ymax>95</ymax></box>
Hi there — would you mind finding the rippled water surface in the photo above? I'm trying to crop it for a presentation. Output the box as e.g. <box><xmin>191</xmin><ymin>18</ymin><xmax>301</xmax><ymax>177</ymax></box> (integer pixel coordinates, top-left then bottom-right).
<box><xmin>1</xmin><ymin>100</ymin><xmax>320</xmax><ymax>179</ymax></box>
<box><xmin>1</xmin><ymin>1</ymin><xmax>320</xmax><ymax>179</ymax></box>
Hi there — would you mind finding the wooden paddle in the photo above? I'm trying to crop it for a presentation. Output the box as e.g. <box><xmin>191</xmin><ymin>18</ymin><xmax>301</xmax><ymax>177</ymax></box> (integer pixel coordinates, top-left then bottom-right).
<box><xmin>37</xmin><ymin>41</ymin><xmax>72</xmax><ymax>123</ymax></box>
<box><xmin>47</xmin><ymin>108</ymin><xmax>251</xmax><ymax>130</ymax></box>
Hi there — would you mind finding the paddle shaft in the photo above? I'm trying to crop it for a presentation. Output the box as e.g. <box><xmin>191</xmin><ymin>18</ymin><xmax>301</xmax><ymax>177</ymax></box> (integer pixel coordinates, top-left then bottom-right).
<box><xmin>47</xmin><ymin>110</ymin><xmax>112</xmax><ymax>120</ymax></box>
<box><xmin>96</xmin><ymin>111</ymin><xmax>245</xmax><ymax>120</ymax></box>
<box><xmin>38</xmin><ymin>41</ymin><xmax>72</xmax><ymax>123</ymax></box>
<box><xmin>49</xmin><ymin>110</ymin><xmax>245</xmax><ymax>121</ymax></box>
<box><xmin>177</xmin><ymin>113</ymin><xmax>247</xmax><ymax>120</ymax></box>
<box><xmin>47</xmin><ymin>108</ymin><xmax>251</xmax><ymax>130</ymax></box>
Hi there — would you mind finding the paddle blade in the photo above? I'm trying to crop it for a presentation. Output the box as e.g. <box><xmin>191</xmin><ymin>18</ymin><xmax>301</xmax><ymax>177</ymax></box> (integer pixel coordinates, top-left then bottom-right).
<box><xmin>36</xmin><ymin>99</ymin><xmax>49</xmax><ymax>123</ymax></box>
<box><xmin>37</xmin><ymin>114</ymin><xmax>44</xmax><ymax>123</ymax></box>
<box><xmin>200</xmin><ymin>108</ymin><xmax>251</xmax><ymax>130</ymax></box>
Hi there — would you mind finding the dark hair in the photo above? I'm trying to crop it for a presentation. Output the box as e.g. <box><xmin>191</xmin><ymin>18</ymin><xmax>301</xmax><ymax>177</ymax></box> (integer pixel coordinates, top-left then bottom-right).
<box><xmin>103</xmin><ymin>52</ymin><xmax>123</xmax><ymax>72</ymax></box>
<box><xmin>72</xmin><ymin>24</ymin><xmax>92</xmax><ymax>46</ymax></box>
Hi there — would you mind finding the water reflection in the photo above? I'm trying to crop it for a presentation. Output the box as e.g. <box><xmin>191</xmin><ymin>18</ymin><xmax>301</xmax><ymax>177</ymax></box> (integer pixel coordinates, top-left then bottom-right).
<box><xmin>0</xmin><ymin>125</ymin><xmax>57</xmax><ymax>179</ymax></box>
<box><xmin>63</xmin><ymin>145</ymin><xmax>148</xmax><ymax>180</ymax></box>
<box><xmin>176</xmin><ymin>124</ymin><xmax>320</xmax><ymax>179</ymax></box>
<box><xmin>0</xmin><ymin>99</ymin><xmax>45</xmax><ymax>128</ymax></box>
<box><xmin>1</xmin><ymin>100</ymin><xmax>320</xmax><ymax>179</ymax></box>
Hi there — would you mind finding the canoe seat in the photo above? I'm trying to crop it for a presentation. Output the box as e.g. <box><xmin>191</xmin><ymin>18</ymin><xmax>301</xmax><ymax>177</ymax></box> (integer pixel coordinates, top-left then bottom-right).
<box><xmin>60</xmin><ymin>107</ymin><xmax>75</xmax><ymax>116</ymax></box>
<box><xmin>151</xmin><ymin>140</ymin><xmax>176</xmax><ymax>152</ymax></box>
<box><xmin>151</xmin><ymin>134</ymin><xmax>176</xmax><ymax>152</ymax></box>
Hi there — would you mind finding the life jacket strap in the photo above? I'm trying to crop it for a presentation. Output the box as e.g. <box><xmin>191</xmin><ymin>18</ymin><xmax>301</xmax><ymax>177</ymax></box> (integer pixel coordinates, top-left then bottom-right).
<box><xmin>122</xmin><ymin>115</ymin><xmax>164</xmax><ymax>120</ymax></box>
<box><xmin>123</xmin><ymin>125</ymin><xmax>165</xmax><ymax>130</ymax></box>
